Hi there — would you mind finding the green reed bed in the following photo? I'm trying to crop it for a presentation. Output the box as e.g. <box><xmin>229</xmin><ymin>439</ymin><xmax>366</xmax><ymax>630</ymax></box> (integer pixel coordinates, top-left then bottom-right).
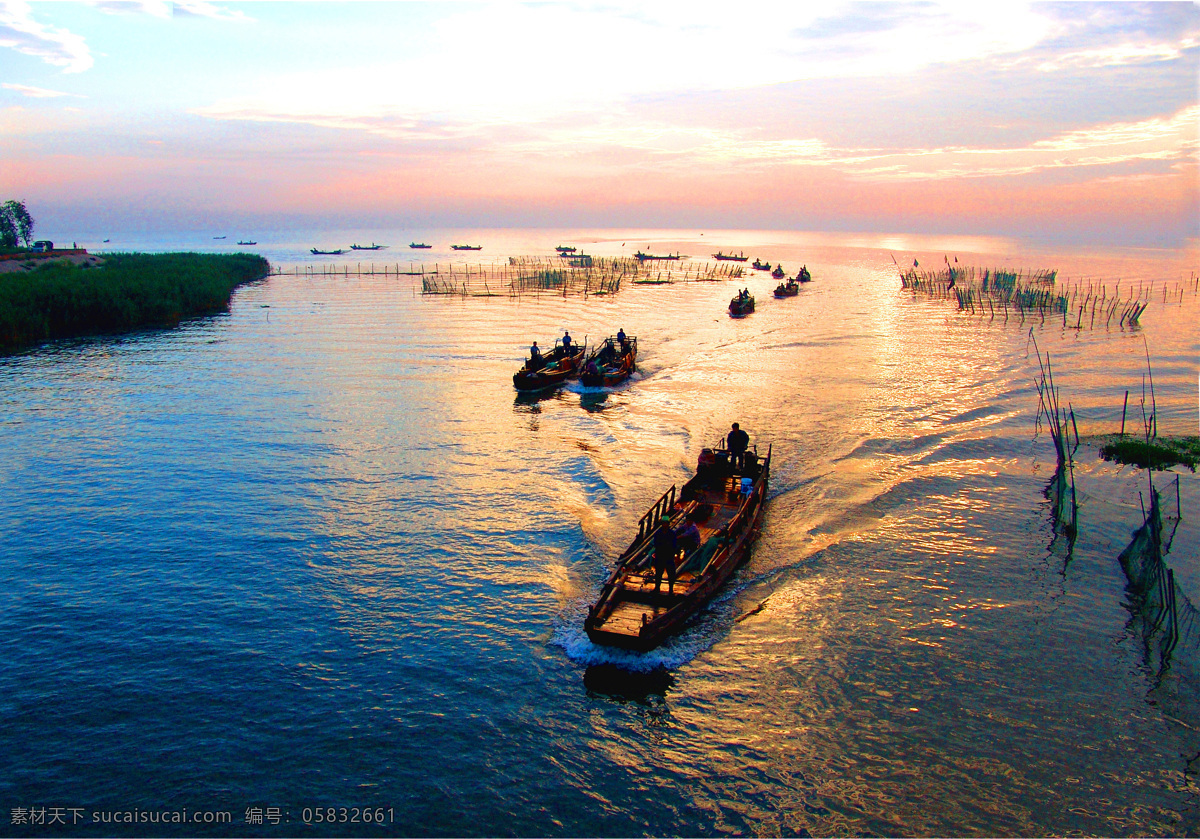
<box><xmin>418</xmin><ymin>255</ymin><xmax>744</xmax><ymax>297</ymax></box>
<box><xmin>899</xmin><ymin>264</ymin><xmax>1171</xmax><ymax>329</ymax></box>
<box><xmin>0</xmin><ymin>252</ymin><xmax>269</xmax><ymax>354</ymax></box>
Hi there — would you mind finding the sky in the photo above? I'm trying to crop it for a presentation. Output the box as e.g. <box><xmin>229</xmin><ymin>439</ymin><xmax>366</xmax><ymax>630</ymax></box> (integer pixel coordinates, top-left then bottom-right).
<box><xmin>1</xmin><ymin>1</ymin><xmax>1197</xmax><ymax>246</ymax></box>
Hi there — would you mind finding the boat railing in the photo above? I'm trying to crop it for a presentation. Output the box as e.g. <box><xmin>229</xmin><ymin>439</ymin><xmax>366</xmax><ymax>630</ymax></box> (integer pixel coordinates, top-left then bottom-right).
<box><xmin>637</xmin><ymin>484</ymin><xmax>676</xmax><ymax>545</ymax></box>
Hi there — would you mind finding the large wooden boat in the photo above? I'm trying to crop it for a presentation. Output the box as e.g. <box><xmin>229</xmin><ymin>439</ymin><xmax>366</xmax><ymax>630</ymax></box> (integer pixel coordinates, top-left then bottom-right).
<box><xmin>409</xmin><ymin>242</ymin><xmax>433</xmax><ymax>249</ymax></box>
<box><xmin>713</xmin><ymin>251</ymin><xmax>749</xmax><ymax>261</ymax></box>
<box><xmin>729</xmin><ymin>293</ymin><xmax>755</xmax><ymax>317</ymax></box>
<box><xmin>451</xmin><ymin>244</ymin><xmax>483</xmax><ymax>251</ymax></box>
<box><xmin>580</xmin><ymin>336</ymin><xmax>637</xmax><ymax>387</ymax></box>
<box><xmin>585</xmin><ymin>442</ymin><xmax>772</xmax><ymax>651</ymax></box>
<box><xmin>512</xmin><ymin>340</ymin><xmax>587</xmax><ymax>391</ymax></box>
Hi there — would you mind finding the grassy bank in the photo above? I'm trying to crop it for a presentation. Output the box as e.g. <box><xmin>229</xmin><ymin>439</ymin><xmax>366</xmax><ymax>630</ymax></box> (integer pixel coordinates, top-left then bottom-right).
<box><xmin>0</xmin><ymin>252</ymin><xmax>269</xmax><ymax>354</ymax></box>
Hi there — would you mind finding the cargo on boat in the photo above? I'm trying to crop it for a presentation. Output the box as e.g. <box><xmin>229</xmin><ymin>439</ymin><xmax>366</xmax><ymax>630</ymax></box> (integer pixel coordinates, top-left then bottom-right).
<box><xmin>580</xmin><ymin>335</ymin><xmax>637</xmax><ymax>387</ymax></box>
<box><xmin>513</xmin><ymin>339</ymin><xmax>587</xmax><ymax>391</ymax></box>
<box><xmin>585</xmin><ymin>442</ymin><xmax>771</xmax><ymax>652</ymax></box>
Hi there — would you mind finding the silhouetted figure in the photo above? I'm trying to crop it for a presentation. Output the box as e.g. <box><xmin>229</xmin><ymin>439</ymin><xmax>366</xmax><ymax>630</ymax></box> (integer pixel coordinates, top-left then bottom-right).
<box><xmin>653</xmin><ymin>525</ymin><xmax>678</xmax><ymax>598</ymax></box>
<box><xmin>727</xmin><ymin>422</ymin><xmax>750</xmax><ymax>471</ymax></box>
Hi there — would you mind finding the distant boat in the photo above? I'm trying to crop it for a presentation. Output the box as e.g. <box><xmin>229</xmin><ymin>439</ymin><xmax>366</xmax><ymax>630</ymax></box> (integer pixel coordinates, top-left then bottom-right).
<box><xmin>103</xmin><ymin>239</ymin><xmax>110</xmax><ymax>243</ymax></box>
<box><xmin>751</xmin><ymin>259</ymin><xmax>771</xmax><ymax>271</ymax></box>
<box><xmin>409</xmin><ymin>242</ymin><xmax>433</xmax><ymax>249</ymax></box>
<box><xmin>713</xmin><ymin>251</ymin><xmax>749</xmax><ymax>262</ymax></box>
<box><xmin>773</xmin><ymin>280</ymin><xmax>799</xmax><ymax>298</ymax></box>
<box><xmin>237</xmin><ymin>240</ymin><xmax>257</xmax><ymax>245</ymax></box>
<box><xmin>555</xmin><ymin>245</ymin><xmax>577</xmax><ymax>253</ymax></box>
<box><xmin>729</xmin><ymin>293</ymin><xmax>755</xmax><ymax>317</ymax></box>
<box><xmin>771</xmin><ymin>265</ymin><xmax>785</xmax><ymax>279</ymax></box>
<box><xmin>213</xmin><ymin>236</ymin><xmax>226</xmax><ymax>240</ymax></box>
<box><xmin>351</xmin><ymin>243</ymin><xmax>386</xmax><ymax>250</ymax></box>
<box><xmin>634</xmin><ymin>251</ymin><xmax>684</xmax><ymax>261</ymax></box>
<box><xmin>797</xmin><ymin>265</ymin><xmax>812</xmax><ymax>283</ymax></box>
<box><xmin>451</xmin><ymin>244</ymin><xmax>482</xmax><ymax>251</ymax></box>
<box><xmin>311</xmin><ymin>248</ymin><xmax>344</xmax><ymax>255</ymax></box>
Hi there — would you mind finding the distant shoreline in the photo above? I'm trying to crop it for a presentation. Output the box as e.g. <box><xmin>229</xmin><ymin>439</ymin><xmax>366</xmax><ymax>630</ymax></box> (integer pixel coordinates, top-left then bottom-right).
<box><xmin>0</xmin><ymin>251</ymin><xmax>270</xmax><ymax>355</ymax></box>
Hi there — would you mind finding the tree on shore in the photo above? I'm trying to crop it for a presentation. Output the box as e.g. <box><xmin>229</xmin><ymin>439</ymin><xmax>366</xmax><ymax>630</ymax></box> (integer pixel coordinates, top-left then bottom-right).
<box><xmin>0</xmin><ymin>200</ymin><xmax>35</xmax><ymax>249</ymax></box>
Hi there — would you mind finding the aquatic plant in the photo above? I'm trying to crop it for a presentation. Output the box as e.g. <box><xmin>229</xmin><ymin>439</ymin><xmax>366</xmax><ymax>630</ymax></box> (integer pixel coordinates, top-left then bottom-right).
<box><xmin>1030</xmin><ymin>330</ymin><xmax>1078</xmax><ymax>538</ymax></box>
<box><xmin>1099</xmin><ymin>436</ymin><xmax>1200</xmax><ymax>471</ymax></box>
<box><xmin>0</xmin><ymin>252</ymin><xmax>269</xmax><ymax>354</ymax></box>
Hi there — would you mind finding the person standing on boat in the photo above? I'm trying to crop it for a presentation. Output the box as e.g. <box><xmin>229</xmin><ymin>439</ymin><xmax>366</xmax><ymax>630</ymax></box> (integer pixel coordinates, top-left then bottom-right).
<box><xmin>561</xmin><ymin>331</ymin><xmax>573</xmax><ymax>355</ymax></box>
<box><xmin>652</xmin><ymin>524</ymin><xmax>678</xmax><ymax>599</ymax></box>
<box><xmin>617</xmin><ymin>328</ymin><xmax>627</xmax><ymax>348</ymax></box>
<box><xmin>529</xmin><ymin>341</ymin><xmax>543</xmax><ymax>369</ymax></box>
<box><xmin>727</xmin><ymin>422</ymin><xmax>750</xmax><ymax>471</ymax></box>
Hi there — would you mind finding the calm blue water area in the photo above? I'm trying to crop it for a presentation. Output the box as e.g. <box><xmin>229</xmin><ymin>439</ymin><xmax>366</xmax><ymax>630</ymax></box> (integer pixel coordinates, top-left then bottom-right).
<box><xmin>1</xmin><ymin>229</ymin><xmax>1197</xmax><ymax>835</ymax></box>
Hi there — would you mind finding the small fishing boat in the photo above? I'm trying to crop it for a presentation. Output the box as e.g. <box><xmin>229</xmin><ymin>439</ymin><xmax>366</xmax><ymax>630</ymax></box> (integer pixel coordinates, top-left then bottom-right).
<box><xmin>634</xmin><ymin>251</ymin><xmax>684</xmax><ymax>262</ymax></box>
<box><xmin>584</xmin><ymin>441</ymin><xmax>772</xmax><ymax>651</ymax></box>
<box><xmin>409</xmin><ymin>242</ymin><xmax>433</xmax><ymax>249</ymax></box>
<box><xmin>713</xmin><ymin>251</ymin><xmax>749</xmax><ymax>261</ymax></box>
<box><xmin>773</xmin><ymin>280</ymin><xmax>799</xmax><ymax>297</ymax></box>
<box><xmin>513</xmin><ymin>339</ymin><xmax>588</xmax><ymax>391</ymax></box>
<box><xmin>310</xmin><ymin>248</ymin><xmax>345</xmax><ymax>255</ymax></box>
<box><xmin>451</xmin><ymin>244</ymin><xmax>483</xmax><ymax>251</ymax></box>
<box><xmin>797</xmin><ymin>265</ymin><xmax>812</xmax><ymax>283</ymax></box>
<box><xmin>580</xmin><ymin>336</ymin><xmax>637</xmax><ymax>387</ymax></box>
<box><xmin>237</xmin><ymin>240</ymin><xmax>257</xmax><ymax>246</ymax></box>
<box><xmin>751</xmin><ymin>259</ymin><xmax>771</xmax><ymax>271</ymax></box>
<box><xmin>729</xmin><ymin>293</ymin><xmax>755</xmax><ymax>317</ymax></box>
<box><xmin>555</xmin><ymin>245</ymin><xmax>577</xmax><ymax>253</ymax></box>
<box><xmin>771</xmin><ymin>265</ymin><xmax>785</xmax><ymax>279</ymax></box>
<box><xmin>351</xmin><ymin>243</ymin><xmax>386</xmax><ymax>250</ymax></box>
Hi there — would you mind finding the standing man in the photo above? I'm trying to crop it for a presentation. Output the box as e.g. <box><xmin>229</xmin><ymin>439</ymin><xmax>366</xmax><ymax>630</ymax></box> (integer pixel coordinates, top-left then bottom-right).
<box><xmin>727</xmin><ymin>422</ymin><xmax>750</xmax><ymax>471</ymax></box>
<box><xmin>652</xmin><ymin>524</ymin><xmax>678</xmax><ymax>599</ymax></box>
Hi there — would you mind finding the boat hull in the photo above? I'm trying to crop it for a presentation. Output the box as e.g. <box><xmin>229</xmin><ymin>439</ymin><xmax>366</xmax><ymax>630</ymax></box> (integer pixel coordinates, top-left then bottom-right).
<box><xmin>584</xmin><ymin>445</ymin><xmax>772</xmax><ymax>652</ymax></box>
<box><xmin>580</xmin><ymin>337</ymin><xmax>637</xmax><ymax>387</ymax></box>
<box><xmin>512</xmin><ymin>345</ymin><xmax>586</xmax><ymax>391</ymax></box>
<box><xmin>729</xmin><ymin>298</ymin><xmax>755</xmax><ymax>317</ymax></box>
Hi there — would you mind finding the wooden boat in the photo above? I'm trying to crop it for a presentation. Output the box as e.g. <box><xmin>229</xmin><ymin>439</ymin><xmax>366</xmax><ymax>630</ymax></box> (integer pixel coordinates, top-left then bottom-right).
<box><xmin>771</xmin><ymin>265</ymin><xmax>785</xmax><ymax>279</ymax></box>
<box><xmin>513</xmin><ymin>340</ymin><xmax>587</xmax><ymax>391</ymax></box>
<box><xmin>751</xmin><ymin>259</ymin><xmax>771</xmax><ymax>271</ymax></box>
<box><xmin>585</xmin><ymin>442</ymin><xmax>772</xmax><ymax>651</ymax></box>
<box><xmin>634</xmin><ymin>251</ymin><xmax>684</xmax><ymax>262</ymax></box>
<box><xmin>555</xmin><ymin>245</ymin><xmax>577</xmax><ymax>253</ymax></box>
<box><xmin>451</xmin><ymin>244</ymin><xmax>483</xmax><ymax>251</ymax></box>
<box><xmin>409</xmin><ymin>242</ymin><xmax>433</xmax><ymax>249</ymax></box>
<box><xmin>352</xmin><ymin>243</ymin><xmax>386</xmax><ymax>250</ymax></box>
<box><xmin>237</xmin><ymin>240</ymin><xmax>257</xmax><ymax>245</ymax></box>
<box><xmin>797</xmin><ymin>266</ymin><xmax>812</xmax><ymax>283</ymax></box>
<box><xmin>729</xmin><ymin>294</ymin><xmax>755</xmax><ymax>317</ymax></box>
<box><xmin>713</xmin><ymin>251</ymin><xmax>749</xmax><ymax>261</ymax></box>
<box><xmin>580</xmin><ymin>336</ymin><xmax>637</xmax><ymax>387</ymax></box>
<box><xmin>311</xmin><ymin>248</ymin><xmax>345</xmax><ymax>255</ymax></box>
<box><xmin>773</xmin><ymin>280</ymin><xmax>799</xmax><ymax>297</ymax></box>
<box><xmin>213</xmin><ymin>236</ymin><xmax>226</xmax><ymax>240</ymax></box>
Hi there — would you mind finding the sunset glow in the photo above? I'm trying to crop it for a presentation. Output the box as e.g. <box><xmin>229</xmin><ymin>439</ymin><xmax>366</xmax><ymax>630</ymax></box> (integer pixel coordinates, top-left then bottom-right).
<box><xmin>1</xmin><ymin>1</ymin><xmax>1197</xmax><ymax>245</ymax></box>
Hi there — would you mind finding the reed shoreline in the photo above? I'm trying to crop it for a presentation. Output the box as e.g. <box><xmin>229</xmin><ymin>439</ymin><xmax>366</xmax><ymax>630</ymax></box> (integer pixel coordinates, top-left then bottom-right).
<box><xmin>0</xmin><ymin>251</ymin><xmax>270</xmax><ymax>355</ymax></box>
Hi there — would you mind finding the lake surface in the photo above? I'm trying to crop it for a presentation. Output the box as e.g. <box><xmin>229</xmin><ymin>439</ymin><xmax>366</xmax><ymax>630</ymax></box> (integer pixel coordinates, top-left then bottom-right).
<box><xmin>1</xmin><ymin>228</ymin><xmax>1198</xmax><ymax>836</ymax></box>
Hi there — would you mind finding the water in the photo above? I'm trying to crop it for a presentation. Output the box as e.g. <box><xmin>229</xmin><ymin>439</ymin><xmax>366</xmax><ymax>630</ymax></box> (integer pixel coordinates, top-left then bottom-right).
<box><xmin>1</xmin><ymin>229</ymin><xmax>1197</xmax><ymax>836</ymax></box>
